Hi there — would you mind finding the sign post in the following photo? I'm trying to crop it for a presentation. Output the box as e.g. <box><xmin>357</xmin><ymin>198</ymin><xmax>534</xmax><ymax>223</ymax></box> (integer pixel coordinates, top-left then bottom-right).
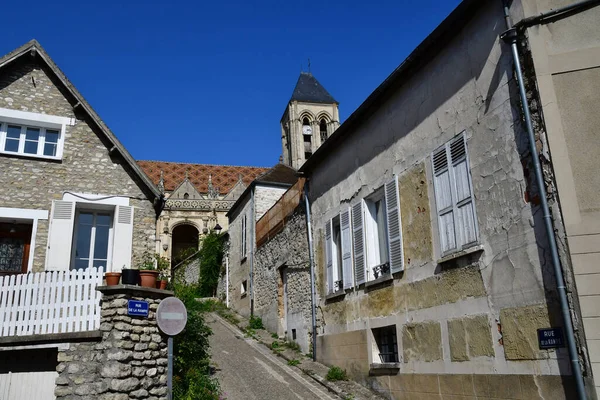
<box><xmin>156</xmin><ymin>297</ymin><xmax>188</xmax><ymax>400</ymax></box>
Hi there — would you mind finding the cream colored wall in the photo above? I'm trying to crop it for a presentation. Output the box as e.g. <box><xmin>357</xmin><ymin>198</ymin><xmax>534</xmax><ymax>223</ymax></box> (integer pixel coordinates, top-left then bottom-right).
<box><xmin>520</xmin><ymin>0</ymin><xmax>600</xmax><ymax>396</ymax></box>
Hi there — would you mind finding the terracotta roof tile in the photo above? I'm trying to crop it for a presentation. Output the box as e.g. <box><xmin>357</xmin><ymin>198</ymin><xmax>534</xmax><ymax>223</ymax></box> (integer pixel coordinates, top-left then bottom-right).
<box><xmin>137</xmin><ymin>160</ymin><xmax>269</xmax><ymax>195</ymax></box>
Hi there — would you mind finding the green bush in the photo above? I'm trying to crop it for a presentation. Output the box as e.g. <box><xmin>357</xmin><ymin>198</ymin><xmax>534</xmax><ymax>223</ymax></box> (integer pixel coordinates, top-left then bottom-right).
<box><xmin>326</xmin><ymin>366</ymin><xmax>348</xmax><ymax>382</ymax></box>
<box><xmin>248</xmin><ymin>315</ymin><xmax>264</xmax><ymax>330</ymax></box>
<box><xmin>198</xmin><ymin>233</ymin><xmax>224</xmax><ymax>297</ymax></box>
<box><xmin>285</xmin><ymin>340</ymin><xmax>301</xmax><ymax>352</ymax></box>
<box><xmin>271</xmin><ymin>333</ymin><xmax>278</xmax><ymax>339</ymax></box>
<box><xmin>287</xmin><ymin>359</ymin><xmax>300</xmax><ymax>366</ymax></box>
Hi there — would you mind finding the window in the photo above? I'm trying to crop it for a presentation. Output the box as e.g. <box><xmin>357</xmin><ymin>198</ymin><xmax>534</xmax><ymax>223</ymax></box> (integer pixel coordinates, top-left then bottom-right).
<box><xmin>352</xmin><ymin>176</ymin><xmax>404</xmax><ymax>285</ymax></box>
<box><xmin>325</xmin><ymin>209</ymin><xmax>353</xmax><ymax>294</ymax></box>
<box><xmin>0</xmin><ymin>122</ymin><xmax>62</xmax><ymax>159</ymax></box>
<box><xmin>432</xmin><ymin>134</ymin><xmax>477</xmax><ymax>255</ymax></box>
<box><xmin>71</xmin><ymin>211</ymin><xmax>113</xmax><ymax>270</ymax></box>
<box><xmin>372</xmin><ymin>325</ymin><xmax>399</xmax><ymax>363</ymax></box>
<box><xmin>241</xmin><ymin>214</ymin><xmax>247</xmax><ymax>258</ymax></box>
<box><xmin>303</xmin><ymin>118</ymin><xmax>312</xmax><ymax>160</ymax></box>
<box><xmin>320</xmin><ymin>119</ymin><xmax>328</xmax><ymax>142</ymax></box>
<box><xmin>0</xmin><ymin>222</ymin><xmax>32</xmax><ymax>275</ymax></box>
<box><xmin>241</xmin><ymin>280</ymin><xmax>248</xmax><ymax>297</ymax></box>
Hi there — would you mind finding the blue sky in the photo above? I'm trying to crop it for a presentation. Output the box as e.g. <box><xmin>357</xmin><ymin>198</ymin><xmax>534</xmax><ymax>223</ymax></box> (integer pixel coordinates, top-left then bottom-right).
<box><xmin>1</xmin><ymin>0</ymin><xmax>461</xmax><ymax>167</ymax></box>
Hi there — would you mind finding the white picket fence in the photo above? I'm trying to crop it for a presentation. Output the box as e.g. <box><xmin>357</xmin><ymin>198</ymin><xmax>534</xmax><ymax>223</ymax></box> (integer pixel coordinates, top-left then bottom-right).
<box><xmin>0</xmin><ymin>267</ymin><xmax>104</xmax><ymax>337</ymax></box>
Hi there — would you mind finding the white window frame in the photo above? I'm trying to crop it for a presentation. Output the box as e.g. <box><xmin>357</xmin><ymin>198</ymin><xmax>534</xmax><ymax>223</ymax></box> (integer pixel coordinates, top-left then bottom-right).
<box><xmin>0</xmin><ymin>107</ymin><xmax>74</xmax><ymax>161</ymax></box>
<box><xmin>0</xmin><ymin>207</ymin><xmax>49</xmax><ymax>272</ymax></box>
<box><xmin>70</xmin><ymin>208</ymin><xmax>114</xmax><ymax>271</ymax></box>
<box><xmin>364</xmin><ymin>188</ymin><xmax>389</xmax><ymax>281</ymax></box>
<box><xmin>431</xmin><ymin>132</ymin><xmax>479</xmax><ymax>256</ymax></box>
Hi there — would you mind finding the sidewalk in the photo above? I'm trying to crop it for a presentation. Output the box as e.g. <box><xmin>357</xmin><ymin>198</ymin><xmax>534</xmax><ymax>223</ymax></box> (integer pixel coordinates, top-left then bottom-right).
<box><xmin>205</xmin><ymin>302</ymin><xmax>386</xmax><ymax>400</ymax></box>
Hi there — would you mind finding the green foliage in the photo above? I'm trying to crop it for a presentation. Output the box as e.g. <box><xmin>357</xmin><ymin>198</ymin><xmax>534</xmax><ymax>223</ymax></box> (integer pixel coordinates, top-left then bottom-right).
<box><xmin>287</xmin><ymin>359</ymin><xmax>300</xmax><ymax>366</ymax></box>
<box><xmin>156</xmin><ymin>254</ymin><xmax>170</xmax><ymax>279</ymax></box>
<box><xmin>138</xmin><ymin>251</ymin><xmax>157</xmax><ymax>270</ymax></box>
<box><xmin>198</xmin><ymin>233</ymin><xmax>224</xmax><ymax>297</ymax></box>
<box><xmin>326</xmin><ymin>366</ymin><xmax>348</xmax><ymax>382</ymax></box>
<box><xmin>174</xmin><ymin>247</ymin><xmax>198</xmax><ymax>266</ymax></box>
<box><xmin>284</xmin><ymin>340</ymin><xmax>301</xmax><ymax>352</ymax></box>
<box><xmin>270</xmin><ymin>341</ymin><xmax>280</xmax><ymax>349</ymax></box>
<box><xmin>271</xmin><ymin>333</ymin><xmax>278</xmax><ymax>339</ymax></box>
<box><xmin>248</xmin><ymin>315</ymin><xmax>264</xmax><ymax>330</ymax></box>
<box><xmin>172</xmin><ymin>282</ymin><xmax>221</xmax><ymax>400</ymax></box>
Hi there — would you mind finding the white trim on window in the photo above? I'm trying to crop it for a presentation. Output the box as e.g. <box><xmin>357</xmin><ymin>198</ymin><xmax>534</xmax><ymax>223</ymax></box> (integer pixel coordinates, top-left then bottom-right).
<box><xmin>0</xmin><ymin>107</ymin><xmax>74</xmax><ymax>161</ymax></box>
<box><xmin>0</xmin><ymin>207</ymin><xmax>49</xmax><ymax>272</ymax></box>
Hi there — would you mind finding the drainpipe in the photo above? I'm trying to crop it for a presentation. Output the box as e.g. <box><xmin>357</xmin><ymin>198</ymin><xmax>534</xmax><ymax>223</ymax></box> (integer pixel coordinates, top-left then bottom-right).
<box><xmin>501</xmin><ymin>2</ymin><xmax>586</xmax><ymax>398</ymax></box>
<box><xmin>225</xmin><ymin>252</ymin><xmax>229</xmax><ymax>308</ymax></box>
<box><xmin>303</xmin><ymin>182</ymin><xmax>317</xmax><ymax>362</ymax></box>
<box><xmin>250</xmin><ymin>187</ymin><xmax>255</xmax><ymax>316</ymax></box>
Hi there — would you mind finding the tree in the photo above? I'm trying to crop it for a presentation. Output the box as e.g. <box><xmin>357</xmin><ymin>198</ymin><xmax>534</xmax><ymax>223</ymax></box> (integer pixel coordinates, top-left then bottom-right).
<box><xmin>198</xmin><ymin>232</ymin><xmax>224</xmax><ymax>297</ymax></box>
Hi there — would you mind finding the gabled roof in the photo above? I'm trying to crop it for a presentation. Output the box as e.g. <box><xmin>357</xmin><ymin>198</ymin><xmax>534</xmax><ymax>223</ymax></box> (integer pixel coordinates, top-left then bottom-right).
<box><xmin>290</xmin><ymin>72</ymin><xmax>337</xmax><ymax>104</ymax></box>
<box><xmin>137</xmin><ymin>160</ymin><xmax>269</xmax><ymax>195</ymax></box>
<box><xmin>0</xmin><ymin>40</ymin><xmax>162</xmax><ymax>200</ymax></box>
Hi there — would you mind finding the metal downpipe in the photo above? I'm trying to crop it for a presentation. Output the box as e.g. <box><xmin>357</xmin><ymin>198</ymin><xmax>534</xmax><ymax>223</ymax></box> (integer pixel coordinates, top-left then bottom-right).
<box><xmin>303</xmin><ymin>183</ymin><xmax>318</xmax><ymax>362</ymax></box>
<box><xmin>501</xmin><ymin>2</ymin><xmax>586</xmax><ymax>398</ymax></box>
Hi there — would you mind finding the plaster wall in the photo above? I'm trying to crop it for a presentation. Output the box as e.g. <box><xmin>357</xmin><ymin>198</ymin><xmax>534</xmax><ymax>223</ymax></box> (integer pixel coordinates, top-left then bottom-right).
<box><xmin>306</xmin><ymin>2</ymin><xmax>574</xmax><ymax>396</ymax></box>
<box><xmin>225</xmin><ymin>196</ymin><xmax>252</xmax><ymax>317</ymax></box>
<box><xmin>254</xmin><ymin>185</ymin><xmax>288</xmax><ymax>220</ymax></box>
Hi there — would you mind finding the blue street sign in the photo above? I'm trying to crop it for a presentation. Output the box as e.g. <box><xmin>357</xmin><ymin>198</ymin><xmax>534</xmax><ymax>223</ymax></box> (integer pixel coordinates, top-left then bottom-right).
<box><xmin>128</xmin><ymin>300</ymin><xmax>149</xmax><ymax>317</ymax></box>
<box><xmin>537</xmin><ymin>328</ymin><xmax>565</xmax><ymax>349</ymax></box>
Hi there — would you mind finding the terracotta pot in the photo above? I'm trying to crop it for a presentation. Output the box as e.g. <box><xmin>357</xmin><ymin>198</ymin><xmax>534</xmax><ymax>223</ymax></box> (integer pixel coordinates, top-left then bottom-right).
<box><xmin>105</xmin><ymin>272</ymin><xmax>121</xmax><ymax>286</ymax></box>
<box><xmin>139</xmin><ymin>270</ymin><xmax>159</xmax><ymax>288</ymax></box>
<box><xmin>159</xmin><ymin>280</ymin><xmax>168</xmax><ymax>290</ymax></box>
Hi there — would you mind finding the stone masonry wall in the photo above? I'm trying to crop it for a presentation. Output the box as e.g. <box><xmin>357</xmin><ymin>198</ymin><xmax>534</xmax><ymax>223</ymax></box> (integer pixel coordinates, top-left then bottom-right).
<box><xmin>0</xmin><ymin>59</ymin><xmax>156</xmax><ymax>271</ymax></box>
<box><xmin>55</xmin><ymin>290</ymin><xmax>168</xmax><ymax>400</ymax></box>
<box><xmin>254</xmin><ymin>209</ymin><xmax>314</xmax><ymax>352</ymax></box>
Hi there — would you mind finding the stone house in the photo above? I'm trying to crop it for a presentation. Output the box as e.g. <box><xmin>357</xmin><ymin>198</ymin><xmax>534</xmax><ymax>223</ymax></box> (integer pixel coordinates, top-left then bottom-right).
<box><xmin>287</xmin><ymin>0</ymin><xmax>599</xmax><ymax>399</ymax></box>
<box><xmin>137</xmin><ymin>161</ymin><xmax>267</xmax><ymax>269</ymax></box>
<box><xmin>224</xmin><ymin>163</ymin><xmax>298</xmax><ymax>317</ymax></box>
<box><xmin>0</xmin><ymin>40</ymin><xmax>164</xmax><ymax>398</ymax></box>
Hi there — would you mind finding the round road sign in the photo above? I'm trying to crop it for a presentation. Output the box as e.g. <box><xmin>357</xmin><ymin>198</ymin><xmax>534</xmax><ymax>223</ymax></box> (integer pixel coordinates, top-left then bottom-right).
<box><xmin>157</xmin><ymin>297</ymin><xmax>188</xmax><ymax>336</ymax></box>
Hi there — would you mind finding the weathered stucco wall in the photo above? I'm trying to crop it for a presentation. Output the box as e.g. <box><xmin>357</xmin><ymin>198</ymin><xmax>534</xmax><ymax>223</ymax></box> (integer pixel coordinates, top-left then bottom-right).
<box><xmin>253</xmin><ymin>210</ymin><xmax>313</xmax><ymax>352</ymax></box>
<box><xmin>254</xmin><ymin>185</ymin><xmax>287</xmax><ymax>220</ymax></box>
<box><xmin>306</xmin><ymin>2</ymin><xmax>575</xmax><ymax>398</ymax></box>
<box><xmin>0</xmin><ymin>59</ymin><xmax>156</xmax><ymax>272</ymax></box>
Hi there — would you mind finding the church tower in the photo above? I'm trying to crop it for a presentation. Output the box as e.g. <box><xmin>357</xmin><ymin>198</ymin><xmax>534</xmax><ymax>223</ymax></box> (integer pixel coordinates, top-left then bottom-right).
<box><xmin>281</xmin><ymin>72</ymin><xmax>340</xmax><ymax>170</ymax></box>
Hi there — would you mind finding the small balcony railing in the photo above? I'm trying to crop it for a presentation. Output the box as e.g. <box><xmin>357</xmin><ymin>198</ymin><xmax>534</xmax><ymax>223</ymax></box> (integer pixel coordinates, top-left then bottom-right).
<box><xmin>0</xmin><ymin>267</ymin><xmax>104</xmax><ymax>337</ymax></box>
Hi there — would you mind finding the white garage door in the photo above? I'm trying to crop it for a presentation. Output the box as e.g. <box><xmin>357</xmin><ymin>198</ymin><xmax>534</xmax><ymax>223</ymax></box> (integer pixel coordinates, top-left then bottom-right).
<box><xmin>0</xmin><ymin>371</ymin><xmax>57</xmax><ymax>400</ymax></box>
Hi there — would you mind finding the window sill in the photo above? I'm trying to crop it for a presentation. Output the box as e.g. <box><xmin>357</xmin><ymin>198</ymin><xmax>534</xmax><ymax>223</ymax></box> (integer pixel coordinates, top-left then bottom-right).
<box><xmin>365</xmin><ymin>273</ymin><xmax>393</xmax><ymax>289</ymax></box>
<box><xmin>369</xmin><ymin>363</ymin><xmax>400</xmax><ymax>376</ymax></box>
<box><xmin>240</xmin><ymin>292</ymin><xmax>247</xmax><ymax>299</ymax></box>
<box><xmin>325</xmin><ymin>290</ymin><xmax>346</xmax><ymax>301</ymax></box>
<box><xmin>241</xmin><ymin>256</ymin><xmax>247</xmax><ymax>264</ymax></box>
<box><xmin>437</xmin><ymin>244</ymin><xmax>484</xmax><ymax>264</ymax></box>
<box><xmin>0</xmin><ymin>150</ymin><xmax>62</xmax><ymax>162</ymax></box>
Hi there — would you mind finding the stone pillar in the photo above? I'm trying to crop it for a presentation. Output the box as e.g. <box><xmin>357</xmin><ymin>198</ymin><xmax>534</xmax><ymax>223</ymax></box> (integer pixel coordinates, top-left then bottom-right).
<box><xmin>55</xmin><ymin>285</ymin><xmax>172</xmax><ymax>400</ymax></box>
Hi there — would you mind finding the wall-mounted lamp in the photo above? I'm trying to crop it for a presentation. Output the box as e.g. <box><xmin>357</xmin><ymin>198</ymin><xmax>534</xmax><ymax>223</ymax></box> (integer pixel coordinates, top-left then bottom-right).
<box><xmin>214</xmin><ymin>224</ymin><xmax>222</xmax><ymax>235</ymax></box>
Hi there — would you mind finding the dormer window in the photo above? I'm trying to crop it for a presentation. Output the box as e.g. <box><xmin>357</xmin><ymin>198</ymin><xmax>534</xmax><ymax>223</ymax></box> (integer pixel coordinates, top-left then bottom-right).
<box><xmin>183</xmin><ymin>193</ymin><xmax>189</xmax><ymax>199</ymax></box>
<box><xmin>320</xmin><ymin>119</ymin><xmax>328</xmax><ymax>142</ymax></box>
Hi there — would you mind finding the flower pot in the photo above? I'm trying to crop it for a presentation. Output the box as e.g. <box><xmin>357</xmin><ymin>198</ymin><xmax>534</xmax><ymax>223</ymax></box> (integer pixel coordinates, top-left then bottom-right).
<box><xmin>121</xmin><ymin>269</ymin><xmax>140</xmax><ymax>285</ymax></box>
<box><xmin>140</xmin><ymin>270</ymin><xmax>159</xmax><ymax>288</ymax></box>
<box><xmin>105</xmin><ymin>272</ymin><xmax>122</xmax><ymax>286</ymax></box>
<box><xmin>159</xmin><ymin>280</ymin><xmax>168</xmax><ymax>290</ymax></box>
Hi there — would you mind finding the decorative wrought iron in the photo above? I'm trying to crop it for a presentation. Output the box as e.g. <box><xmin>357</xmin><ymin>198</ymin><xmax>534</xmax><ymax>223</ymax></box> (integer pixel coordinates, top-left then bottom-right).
<box><xmin>372</xmin><ymin>262</ymin><xmax>391</xmax><ymax>279</ymax></box>
<box><xmin>0</xmin><ymin>237</ymin><xmax>25</xmax><ymax>273</ymax></box>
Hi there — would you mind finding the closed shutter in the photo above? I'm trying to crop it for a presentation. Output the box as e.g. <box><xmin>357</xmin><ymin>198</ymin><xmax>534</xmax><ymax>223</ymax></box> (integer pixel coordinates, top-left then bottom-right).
<box><xmin>46</xmin><ymin>200</ymin><xmax>76</xmax><ymax>271</ymax></box>
<box><xmin>112</xmin><ymin>205</ymin><xmax>134</xmax><ymax>272</ymax></box>
<box><xmin>241</xmin><ymin>215</ymin><xmax>247</xmax><ymax>258</ymax></box>
<box><xmin>325</xmin><ymin>219</ymin><xmax>333</xmax><ymax>294</ymax></box>
<box><xmin>449</xmin><ymin>136</ymin><xmax>477</xmax><ymax>246</ymax></box>
<box><xmin>385</xmin><ymin>176</ymin><xmax>404</xmax><ymax>273</ymax></box>
<box><xmin>352</xmin><ymin>200</ymin><xmax>366</xmax><ymax>286</ymax></box>
<box><xmin>340</xmin><ymin>208</ymin><xmax>354</xmax><ymax>289</ymax></box>
<box><xmin>433</xmin><ymin>145</ymin><xmax>456</xmax><ymax>254</ymax></box>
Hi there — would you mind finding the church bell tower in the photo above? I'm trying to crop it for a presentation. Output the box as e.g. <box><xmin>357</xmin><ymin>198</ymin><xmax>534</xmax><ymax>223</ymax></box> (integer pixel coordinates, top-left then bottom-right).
<box><xmin>280</xmin><ymin>72</ymin><xmax>339</xmax><ymax>170</ymax></box>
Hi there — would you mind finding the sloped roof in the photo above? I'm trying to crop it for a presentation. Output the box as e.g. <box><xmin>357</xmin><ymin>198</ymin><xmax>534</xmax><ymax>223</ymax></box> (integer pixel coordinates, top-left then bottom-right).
<box><xmin>0</xmin><ymin>40</ymin><xmax>162</xmax><ymax>200</ymax></box>
<box><xmin>254</xmin><ymin>163</ymin><xmax>298</xmax><ymax>185</ymax></box>
<box><xmin>290</xmin><ymin>72</ymin><xmax>337</xmax><ymax>104</ymax></box>
<box><xmin>137</xmin><ymin>160</ymin><xmax>269</xmax><ymax>195</ymax></box>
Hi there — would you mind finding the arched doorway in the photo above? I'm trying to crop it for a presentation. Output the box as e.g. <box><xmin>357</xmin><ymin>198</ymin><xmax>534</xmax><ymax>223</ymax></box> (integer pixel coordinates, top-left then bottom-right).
<box><xmin>171</xmin><ymin>224</ymin><xmax>199</xmax><ymax>267</ymax></box>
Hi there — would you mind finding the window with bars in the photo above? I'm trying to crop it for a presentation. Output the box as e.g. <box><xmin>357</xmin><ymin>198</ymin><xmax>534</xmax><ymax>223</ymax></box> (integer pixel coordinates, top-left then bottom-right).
<box><xmin>432</xmin><ymin>133</ymin><xmax>478</xmax><ymax>255</ymax></box>
<box><xmin>373</xmin><ymin>325</ymin><xmax>399</xmax><ymax>363</ymax></box>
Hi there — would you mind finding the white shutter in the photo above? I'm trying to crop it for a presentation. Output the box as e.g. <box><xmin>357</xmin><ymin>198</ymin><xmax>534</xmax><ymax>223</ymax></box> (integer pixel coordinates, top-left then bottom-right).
<box><xmin>325</xmin><ymin>220</ymin><xmax>333</xmax><ymax>294</ymax></box>
<box><xmin>450</xmin><ymin>136</ymin><xmax>477</xmax><ymax>246</ymax></box>
<box><xmin>433</xmin><ymin>146</ymin><xmax>456</xmax><ymax>254</ymax></box>
<box><xmin>241</xmin><ymin>215</ymin><xmax>247</xmax><ymax>257</ymax></box>
<box><xmin>111</xmin><ymin>205</ymin><xmax>134</xmax><ymax>272</ymax></box>
<box><xmin>340</xmin><ymin>208</ymin><xmax>354</xmax><ymax>289</ymax></box>
<box><xmin>46</xmin><ymin>200</ymin><xmax>76</xmax><ymax>271</ymax></box>
<box><xmin>352</xmin><ymin>200</ymin><xmax>366</xmax><ymax>286</ymax></box>
<box><xmin>385</xmin><ymin>176</ymin><xmax>404</xmax><ymax>273</ymax></box>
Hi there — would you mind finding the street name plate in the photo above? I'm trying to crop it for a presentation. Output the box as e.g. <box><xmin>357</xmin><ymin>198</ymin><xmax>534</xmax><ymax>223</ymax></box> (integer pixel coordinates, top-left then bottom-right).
<box><xmin>157</xmin><ymin>297</ymin><xmax>187</xmax><ymax>336</ymax></box>
<box><xmin>127</xmin><ymin>300</ymin><xmax>149</xmax><ymax>317</ymax></box>
<box><xmin>537</xmin><ymin>328</ymin><xmax>565</xmax><ymax>349</ymax></box>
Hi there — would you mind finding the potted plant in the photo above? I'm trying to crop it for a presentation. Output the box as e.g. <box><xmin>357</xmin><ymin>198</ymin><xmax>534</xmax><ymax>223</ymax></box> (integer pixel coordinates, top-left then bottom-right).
<box><xmin>155</xmin><ymin>254</ymin><xmax>170</xmax><ymax>290</ymax></box>
<box><xmin>139</xmin><ymin>252</ymin><xmax>159</xmax><ymax>288</ymax></box>
<box><xmin>104</xmin><ymin>271</ymin><xmax>122</xmax><ymax>286</ymax></box>
<box><xmin>121</xmin><ymin>264</ymin><xmax>140</xmax><ymax>286</ymax></box>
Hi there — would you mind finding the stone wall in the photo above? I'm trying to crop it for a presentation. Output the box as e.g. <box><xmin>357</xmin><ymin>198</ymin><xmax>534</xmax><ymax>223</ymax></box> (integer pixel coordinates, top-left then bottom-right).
<box><xmin>0</xmin><ymin>58</ymin><xmax>157</xmax><ymax>271</ymax></box>
<box><xmin>253</xmin><ymin>209</ymin><xmax>313</xmax><ymax>351</ymax></box>
<box><xmin>54</xmin><ymin>287</ymin><xmax>169</xmax><ymax>400</ymax></box>
<box><xmin>254</xmin><ymin>185</ymin><xmax>288</xmax><ymax>220</ymax></box>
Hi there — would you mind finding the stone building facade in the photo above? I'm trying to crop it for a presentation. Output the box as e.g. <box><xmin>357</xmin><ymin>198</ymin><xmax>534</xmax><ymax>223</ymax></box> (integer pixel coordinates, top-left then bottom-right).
<box><xmin>290</xmin><ymin>1</ymin><xmax>599</xmax><ymax>398</ymax></box>
<box><xmin>0</xmin><ymin>40</ymin><xmax>160</xmax><ymax>274</ymax></box>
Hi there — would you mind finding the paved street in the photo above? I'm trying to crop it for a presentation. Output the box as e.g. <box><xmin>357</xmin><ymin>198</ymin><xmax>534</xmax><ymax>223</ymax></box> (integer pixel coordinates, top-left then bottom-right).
<box><xmin>207</xmin><ymin>314</ymin><xmax>337</xmax><ymax>400</ymax></box>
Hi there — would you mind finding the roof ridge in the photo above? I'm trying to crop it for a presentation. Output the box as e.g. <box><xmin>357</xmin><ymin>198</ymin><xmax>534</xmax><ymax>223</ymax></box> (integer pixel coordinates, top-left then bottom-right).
<box><xmin>137</xmin><ymin>160</ymin><xmax>270</xmax><ymax>169</ymax></box>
